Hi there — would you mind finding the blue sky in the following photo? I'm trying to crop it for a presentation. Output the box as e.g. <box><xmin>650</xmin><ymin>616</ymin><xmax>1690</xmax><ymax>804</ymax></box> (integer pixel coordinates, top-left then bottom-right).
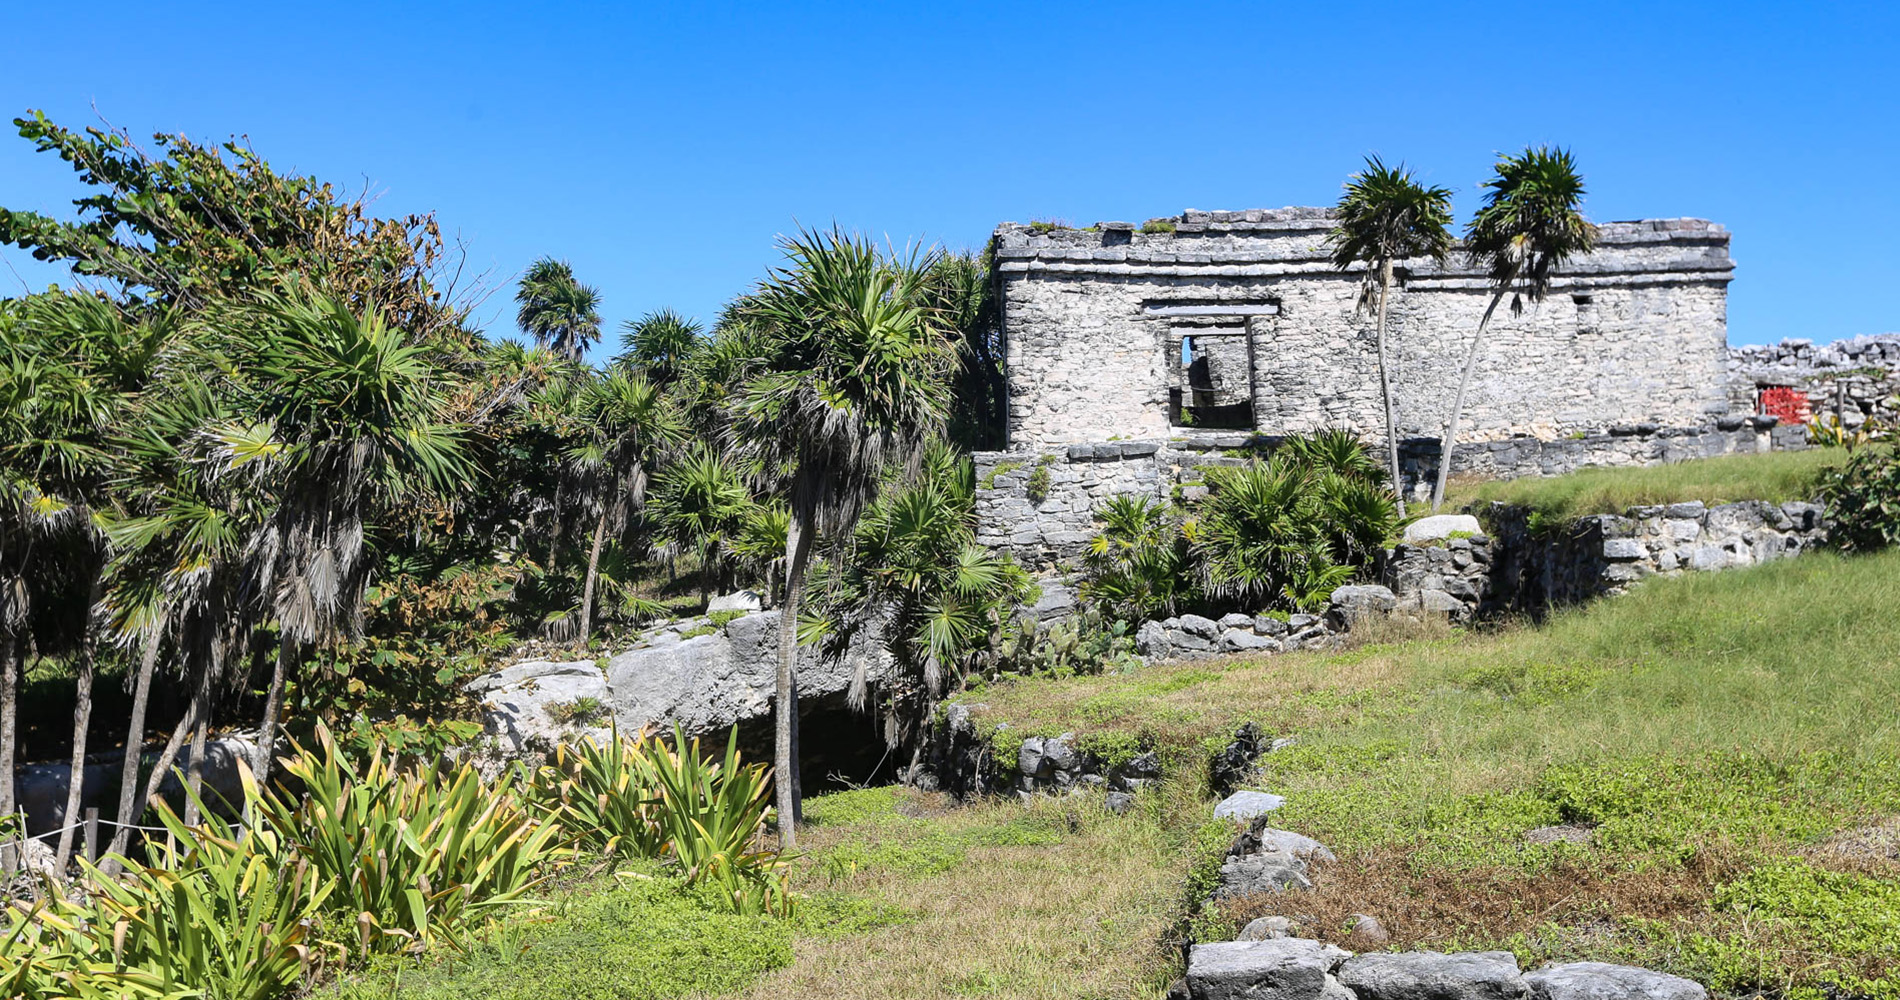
<box><xmin>2</xmin><ymin>1</ymin><xmax>1894</xmax><ymax>350</ymax></box>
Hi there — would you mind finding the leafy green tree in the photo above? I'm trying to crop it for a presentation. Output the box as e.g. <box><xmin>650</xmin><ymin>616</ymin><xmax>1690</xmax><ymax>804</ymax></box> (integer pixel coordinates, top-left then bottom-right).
<box><xmin>1080</xmin><ymin>495</ymin><xmax>1194</xmax><ymax>622</ymax></box>
<box><xmin>515</xmin><ymin>258</ymin><xmax>602</xmax><ymax>363</ymax></box>
<box><xmin>738</xmin><ymin>227</ymin><xmax>956</xmax><ymax>847</ymax></box>
<box><xmin>1431</xmin><ymin>147</ymin><xmax>1597</xmax><ymax>510</ymax></box>
<box><xmin>620</xmin><ymin>308</ymin><xmax>705</xmax><ymax>386</ymax></box>
<box><xmin>924</xmin><ymin>252</ymin><xmax>1007</xmax><ymax>451</ymax></box>
<box><xmin>1325</xmin><ymin>156</ymin><xmax>1455</xmax><ymax>512</ymax></box>
<box><xmin>0</xmin><ymin>112</ymin><xmax>462</xmax><ymax>339</ymax></box>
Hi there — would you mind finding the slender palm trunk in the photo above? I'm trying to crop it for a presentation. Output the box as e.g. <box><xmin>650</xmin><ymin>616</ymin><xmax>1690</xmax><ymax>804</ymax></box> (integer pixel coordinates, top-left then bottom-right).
<box><xmin>182</xmin><ymin>664</ymin><xmax>213</xmax><ymax>826</ymax></box>
<box><xmin>106</xmin><ymin>630</ymin><xmax>162</xmax><ymax>867</ymax></box>
<box><xmin>1431</xmin><ymin>288</ymin><xmax>1511</xmax><ymax>511</ymax></box>
<box><xmin>251</xmin><ymin>639</ymin><xmax>293</xmax><ymax>787</ymax></box>
<box><xmin>545</xmin><ymin>481</ymin><xmax>564</xmax><ymax>570</ymax></box>
<box><xmin>774</xmin><ymin>514</ymin><xmax>816</xmax><ymax>850</ymax></box>
<box><xmin>1373</xmin><ymin>261</ymin><xmax>1405</xmax><ymax>516</ymax></box>
<box><xmin>104</xmin><ymin>704</ymin><xmax>197</xmax><ymax>869</ymax></box>
<box><xmin>579</xmin><ymin>504</ymin><xmax>609</xmax><ymax>642</ymax></box>
<box><xmin>54</xmin><ymin>574</ymin><xmax>103</xmax><ymax>870</ymax></box>
<box><xmin>0</xmin><ymin>636</ymin><xmax>16</xmax><ymax>871</ymax></box>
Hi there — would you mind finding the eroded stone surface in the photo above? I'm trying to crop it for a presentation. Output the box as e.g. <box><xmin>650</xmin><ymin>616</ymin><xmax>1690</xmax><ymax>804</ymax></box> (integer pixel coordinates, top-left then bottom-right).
<box><xmin>1524</xmin><ymin>963</ymin><xmax>1707</xmax><ymax>1000</ymax></box>
<box><xmin>1186</xmin><ymin>938</ymin><xmax>1352</xmax><ymax>1000</ymax></box>
<box><xmin>1338</xmin><ymin>950</ymin><xmax>1529</xmax><ymax>1000</ymax></box>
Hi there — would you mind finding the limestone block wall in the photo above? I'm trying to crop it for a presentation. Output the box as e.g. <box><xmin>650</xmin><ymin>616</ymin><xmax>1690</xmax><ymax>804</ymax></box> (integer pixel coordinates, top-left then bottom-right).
<box><xmin>994</xmin><ymin>210</ymin><xmax>1735</xmax><ymax>452</ymax></box>
<box><xmin>1730</xmin><ymin>333</ymin><xmax>1900</xmax><ymax>428</ymax></box>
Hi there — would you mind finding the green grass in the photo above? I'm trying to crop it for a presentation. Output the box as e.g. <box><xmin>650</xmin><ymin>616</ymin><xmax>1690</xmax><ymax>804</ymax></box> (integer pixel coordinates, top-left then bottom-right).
<box><xmin>1446</xmin><ymin>449</ymin><xmax>1842</xmax><ymax>521</ymax></box>
<box><xmin>953</xmin><ymin>549</ymin><xmax>1900</xmax><ymax>998</ymax></box>
<box><xmin>313</xmin><ymin>863</ymin><xmax>795</xmax><ymax>1000</ymax></box>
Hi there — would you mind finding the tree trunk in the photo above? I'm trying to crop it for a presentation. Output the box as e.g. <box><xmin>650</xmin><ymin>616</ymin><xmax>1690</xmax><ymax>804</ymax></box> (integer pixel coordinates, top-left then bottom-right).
<box><xmin>105</xmin><ymin>630</ymin><xmax>162</xmax><ymax>869</ymax></box>
<box><xmin>579</xmin><ymin>504</ymin><xmax>609</xmax><ymax>642</ymax></box>
<box><xmin>0</xmin><ymin>636</ymin><xmax>16</xmax><ymax>871</ymax></box>
<box><xmin>182</xmin><ymin>664</ymin><xmax>213</xmax><ymax>826</ymax></box>
<box><xmin>105</xmin><ymin>705</ymin><xmax>197</xmax><ymax>868</ymax></box>
<box><xmin>54</xmin><ymin>574</ymin><xmax>103</xmax><ymax>871</ymax></box>
<box><xmin>1431</xmin><ymin>288</ymin><xmax>1511</xmax><ymax>511</ymax></box>
<box><xmin>545</xmin><ymin>480</ymin><xmax>564</xmax><ymax>571</ymax></box>
<box><xmin>773</xmin><ymin>514</ymin><xmax>816</xmax><ymax>850</ymax></box>
<box><xmin>1374</xmin><ymin>260</ymin><xmax>1405</xmax><ymax>517</ymax></box>
<box><xmin>251</xmin><ymin>638</ymin><xmax>293</xmax><ymax>788</ymax></box>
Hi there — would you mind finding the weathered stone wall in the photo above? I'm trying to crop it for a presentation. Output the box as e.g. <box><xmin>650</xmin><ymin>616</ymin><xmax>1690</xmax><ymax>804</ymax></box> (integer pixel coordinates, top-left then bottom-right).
<box><xmin>1730</xmin><ymin>333</ymin><xmax>1900</xmax><ymax>429</ymax></box>
<box><xmin>995</xmin><ymin>210</ymin><xmax>1735</xmax><ymax>451</ymax></box>
<box><xmin>973</xmin><ymin>423</ymin><xmax>1802</xmax><ymax>569</ymax></box>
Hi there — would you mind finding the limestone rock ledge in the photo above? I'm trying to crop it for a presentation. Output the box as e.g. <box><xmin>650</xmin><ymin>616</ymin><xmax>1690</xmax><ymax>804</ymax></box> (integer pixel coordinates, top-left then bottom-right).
<box><xmin>464</xmin><ymin>610</ymin><xmax>894</xmax><ymax>755</ymax></box>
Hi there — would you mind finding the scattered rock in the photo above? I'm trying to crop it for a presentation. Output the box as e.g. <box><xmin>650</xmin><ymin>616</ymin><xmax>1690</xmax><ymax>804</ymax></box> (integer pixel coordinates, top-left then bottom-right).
<box><xmin>1213</xmin><ymin>849</ymin><xmax>1311</xmax><ymax>899</ymax></box>
<box><xmin>1209</xmin><ymin>723</ymin><xmax>1268</xmax><ymax>796</ymax></box>
<box><xmin>1815</xmin><ymin>818</ymin><xmax>1900</xmax><ymax>861</ymax></box>
<box><xmin>1105</xmin><ymin>791</ymin><xmax>1136</xmax><ymax>815</ymax></box>
<box><xmin>1344</xmin><ymin>914</ymin><xmax>1390</xmax><ymax>950</ymax></box>
<box><xmin>1338</xmin><ymin>950</ymin><xmax>1529</xmax><ymax>1000</ymax></box>
<box><xmin>1185</xmin><ymin>938</ymin><xmax>1353</xmax><ymax>1000</ymax></box>
<box><xmin>1178</xmin><ymin>614</ymin><xmax>1222</xmax><ymax>639</ymax></box>
<box><xmin>1222</xmin><ymin>629</ymin><xmax>1282</xmax><ymax>653</ymax></box>
<box><xmin>1524</xmin><ymin>824</ymin><xmax>1594</xmax><ymax>846</ymax></box>
<box><xmin>1215</xmin><ymin>791</ymin><xmax>1286</xmax><ymax>822</ymax></box>
<box><xmin>1254</xmin><ymin>614</ymin><xmax>1291</xmax><ymax>637</ymax></box>
<box><xmin>1244</xmin><ymin>825</ymin><xmax>1335</xmax><ymax>862</ymax></box>
<box><xmin>706</xmin><ymin>590</ymin><xmax>762</xmax><ymax>613</ymax></box>
<box><xmin>1138</xmin><ymin>619</ymin><xmax>1171</xmax><ymax>657</ymax></box>
<box><xmin>1524</xmin><ymin>963</ymin><xmax>1707</xmax><ymax>1000</ymax></box>
<box><xmin>1328</xmin><ymin>585</ymin><xmax>1398</xmax><ymax>627</ymax></box>
<box><xmin>1237</xmin><ymin>915</ymin><xmax>1295</xmax><ymax>941</ymax></box>
<box><xmin>1404</xmin><ymin>514</ymin><xmax>1483</xmax><ymax>543</ymax></box>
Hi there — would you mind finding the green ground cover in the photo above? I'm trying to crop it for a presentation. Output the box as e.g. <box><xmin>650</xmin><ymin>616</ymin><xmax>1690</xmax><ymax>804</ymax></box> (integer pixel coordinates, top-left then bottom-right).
<box><xmin>957</xmin><ymin>549</ymin><xmax>1900</xmax><ymax>999</ymax></box>
<box><xmin>1446</xmin><ymin>449</ymin><xmax>1841</xmax><ymax>520</ymax></box>
<box><xmin>314</xmin><ymin>548</ymin><xmax>1900</xmax><ymax>1000</ymax></box>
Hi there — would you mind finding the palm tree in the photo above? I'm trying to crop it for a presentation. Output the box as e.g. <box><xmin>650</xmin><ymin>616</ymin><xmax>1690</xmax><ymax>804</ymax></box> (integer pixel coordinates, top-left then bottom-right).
<box><xmin>620</xmin><ymin>309</ymin><xmax>705</xmax><ymax>386</ymax></box>
<box><xmin>565</xmin><ymin>370</ymin><xmax>684</xmax><ymax>640</ymax></box>
<box><xmin>738</xmin><ymin>226</ymin><xmax>956</xmax><ymax>849</ymax></box>
<box><xmin>1325</xmin><ymin>156</ymin><xmax>1455</xmax><ymax>513</ymax></box>
<box><xmin>1430</xmin><ymin>147</ymin><xmax>1597</xmax><ymax>510</ymax></box>
<box><xmin>515</xmin><ymin>258</ymin><xmax>603</xmax><ymax>364</ymax></box>
<box><xmin>648</xmin><ymin>442</ymin><xmax>755</xmax><ymax>607</ymax></box>
<box><xmin>215</xmin><ymin>290</ymin><xmax>471</xmax><ymax>786</ymax></box>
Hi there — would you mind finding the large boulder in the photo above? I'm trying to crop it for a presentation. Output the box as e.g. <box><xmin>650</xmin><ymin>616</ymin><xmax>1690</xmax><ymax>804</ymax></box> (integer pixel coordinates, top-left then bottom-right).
<box><xmin>466</xmin><ymin>610</ymin><xmax>896</xmax><ymax>754</ymax></box>
<box><xmin>1338</xmin><ymin>951</ymin><xmax>1528</xmax><ymax>1000</ymax></box>
<box><xmin>1523</xmin><ymin>963</ymin><xmax>1706</xmax><ymax>1000</ymax></box>
<box><xmin>1186</xmin><ymin>938</ymin><xmax>1354</xmax><ymax>1000</ymax></box>
<box><xmin>1404</xmin><ymin>514</ymin><xmax>1483</xmax><ymax>543</ymax></box>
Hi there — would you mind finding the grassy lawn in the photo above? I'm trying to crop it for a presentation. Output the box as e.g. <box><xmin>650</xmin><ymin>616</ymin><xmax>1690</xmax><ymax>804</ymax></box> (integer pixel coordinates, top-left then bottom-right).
<box><xmin>958</xmin><ymin>549</ymin><xmax>1900</xmax><ymax>1000</ymax></box>
<box><xmin>1445</xmin><ymin>449</ymin><xmax>1842</xmax><ymax>521</ymax></box>
<box><xmin>320</xmin><ymin>548</ymin><xmax>1900</xmax><ymax>1000</ymax></box>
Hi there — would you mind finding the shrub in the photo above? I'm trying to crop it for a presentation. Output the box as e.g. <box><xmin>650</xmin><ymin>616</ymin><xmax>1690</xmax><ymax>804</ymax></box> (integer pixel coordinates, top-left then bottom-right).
<box><xmin>1818</xmin><ymin>441</ymin><xmax>1900</xmax><ymax>551</ymax></box>
<box><xmin>532</xmin><ymin>726</ymin><xmax>790</xmax><ymax>915</ymax></box>
<box><xmin>256</xmin><ymin>723</ymin><xmax>568</xmax><ymax>954</ymax></box>
<box><xmin>1194</xmin><ymin>452</ymin><xmax>1396</xmax><ymax>611</ymax></box>
<box><xmin>1140</xmin><ymin>219</ymin><xmax>1177</xmax><ymax>234</ymax></box>
<box><xmin>1080</xmin><ymin>494</ymin><xmax>1196</xmax><ymax>622</ymax></box>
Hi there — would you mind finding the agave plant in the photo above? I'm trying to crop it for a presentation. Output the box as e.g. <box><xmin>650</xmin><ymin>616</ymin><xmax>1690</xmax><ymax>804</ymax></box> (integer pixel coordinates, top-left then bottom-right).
<box><xmin>255</xmin><ymin>722</ymin><xmax>567</xmax><ymax>954</ymax></box>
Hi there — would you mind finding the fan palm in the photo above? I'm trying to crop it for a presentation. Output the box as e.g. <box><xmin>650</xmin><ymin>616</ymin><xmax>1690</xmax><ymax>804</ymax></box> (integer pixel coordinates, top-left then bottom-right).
<box><xmin>648</xmin><ymin>442</ymin><xmax>755</xmax><ymax>608</ymax></box>
<box><xmin>565</xmin><ymin>370</ymin><xmax>685</xmax><ymax>640</ymax></box>
<box><xmin>212</xmin><ymin>289</ymin><xmax>472</xmax><ymax>785</ymax></box>
<box><xmin>1431</xmin><ymin>147</ymin><xmax>1597</xmax><ymax>510</ymax></box>
<box><xmin>737</xmin><ymin>225</ymin><xmax>956</xmax><ymax>848</ymax></box>
<box><xmin>515</xmin><ymin>258</ymin><xmax>603</xmax><ymax>363</ymax></box>
<box><xmin>1325</xmin><ymin>156</ymin><xmax>1455</xmax><ymax>513</ymax></box>
<box><xmin>619</xmin><ymin>308</ymin><xmax>705</xmax><ymax>385</ymax></box>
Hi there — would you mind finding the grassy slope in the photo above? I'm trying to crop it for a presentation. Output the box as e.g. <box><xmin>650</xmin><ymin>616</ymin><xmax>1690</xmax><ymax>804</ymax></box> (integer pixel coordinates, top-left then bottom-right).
<box><xmin>318</xmin><ymin>548</ymin><xmax>1899</xmax><ymax>1000</ymax></box>
<box><xmin>961</xmin><ymin>549</ymin><xmax>1900</xmax><ymax>999</ymax></box>
<box><xmin>1445</xmin><ymin>449</ymin><xmax>1841</xmax><ymax>520</ymax></box>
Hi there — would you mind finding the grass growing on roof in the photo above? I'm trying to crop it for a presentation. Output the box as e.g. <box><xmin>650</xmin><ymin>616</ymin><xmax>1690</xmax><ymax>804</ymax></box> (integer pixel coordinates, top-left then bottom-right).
<box><xmin>1445</xmin><ymin>449</ymin><xmax>1842</xmax><ymax>521</ymax></box>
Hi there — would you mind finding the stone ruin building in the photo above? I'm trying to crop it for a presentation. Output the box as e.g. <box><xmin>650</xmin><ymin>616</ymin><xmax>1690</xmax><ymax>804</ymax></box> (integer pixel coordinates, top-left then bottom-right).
<box><xmin>976</xmin><ymin>207</ymin><xmax>1895</xmax><ymax>567</ymax></box>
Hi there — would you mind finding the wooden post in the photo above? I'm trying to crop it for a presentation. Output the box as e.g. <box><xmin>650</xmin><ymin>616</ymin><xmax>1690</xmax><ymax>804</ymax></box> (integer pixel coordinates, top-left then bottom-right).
<box><xmin>82</xmin><ymin>807</ymin><xmax>99</xmax><ymax>864</ymax></box>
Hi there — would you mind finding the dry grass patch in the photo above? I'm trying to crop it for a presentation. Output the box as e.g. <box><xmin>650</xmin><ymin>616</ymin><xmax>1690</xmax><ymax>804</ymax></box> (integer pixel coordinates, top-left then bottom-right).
<box><xmin>740</xmin><ymin>784</ymin><xmax>1209</xmax><ymax>1000</ymax></box>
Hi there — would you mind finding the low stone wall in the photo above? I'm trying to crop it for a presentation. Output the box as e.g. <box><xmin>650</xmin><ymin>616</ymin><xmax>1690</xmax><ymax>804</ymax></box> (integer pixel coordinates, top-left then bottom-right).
<box><xmin>976</xmin><ymin>424</ymin><xmax>1804</xmax><ymax>569</ymax></box>
<box><xmin>1481</xmin><ymin>499</ymin><xmax>1827</xmax><ymax>609</ymax></box>
<box><xmin>1730</xmin><ymin>333</ymin><xmax>1900</xmax><ymax>428</ymax></box>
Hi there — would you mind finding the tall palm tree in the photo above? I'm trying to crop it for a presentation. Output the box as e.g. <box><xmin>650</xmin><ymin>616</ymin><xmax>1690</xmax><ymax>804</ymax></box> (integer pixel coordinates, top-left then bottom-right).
<box><xmin>738</xmin><ymin>226</ymin><xmax>956</xmax><ymax>849</ymax></box>
<box><xmin>1431</xmin><ymin>147</ymin><xmax>1597</xmax><ymax>510</ymax></box>
<box><xmin>215</xmin><ymin>290</ymin><xmax>471</xmax><ymax>786</ymax></box>
<box><xmin>565</xmin><ymin>370</ymin><xmax>684</xmax><ymax>640</ymax></box>
<box><xmin>620</xmin><ymin>308</ymin><xmax>704</xmax><ymax>386</ymax></box>
<box><xmin>1325</xmin><ymin>156</ymin><xmax>1455</xmax><ymax>513</ymax></box>
<box><xmin>515</xmin><ymin>258</ymin><xmax>603</xmax><ymax>364</ymax></box>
